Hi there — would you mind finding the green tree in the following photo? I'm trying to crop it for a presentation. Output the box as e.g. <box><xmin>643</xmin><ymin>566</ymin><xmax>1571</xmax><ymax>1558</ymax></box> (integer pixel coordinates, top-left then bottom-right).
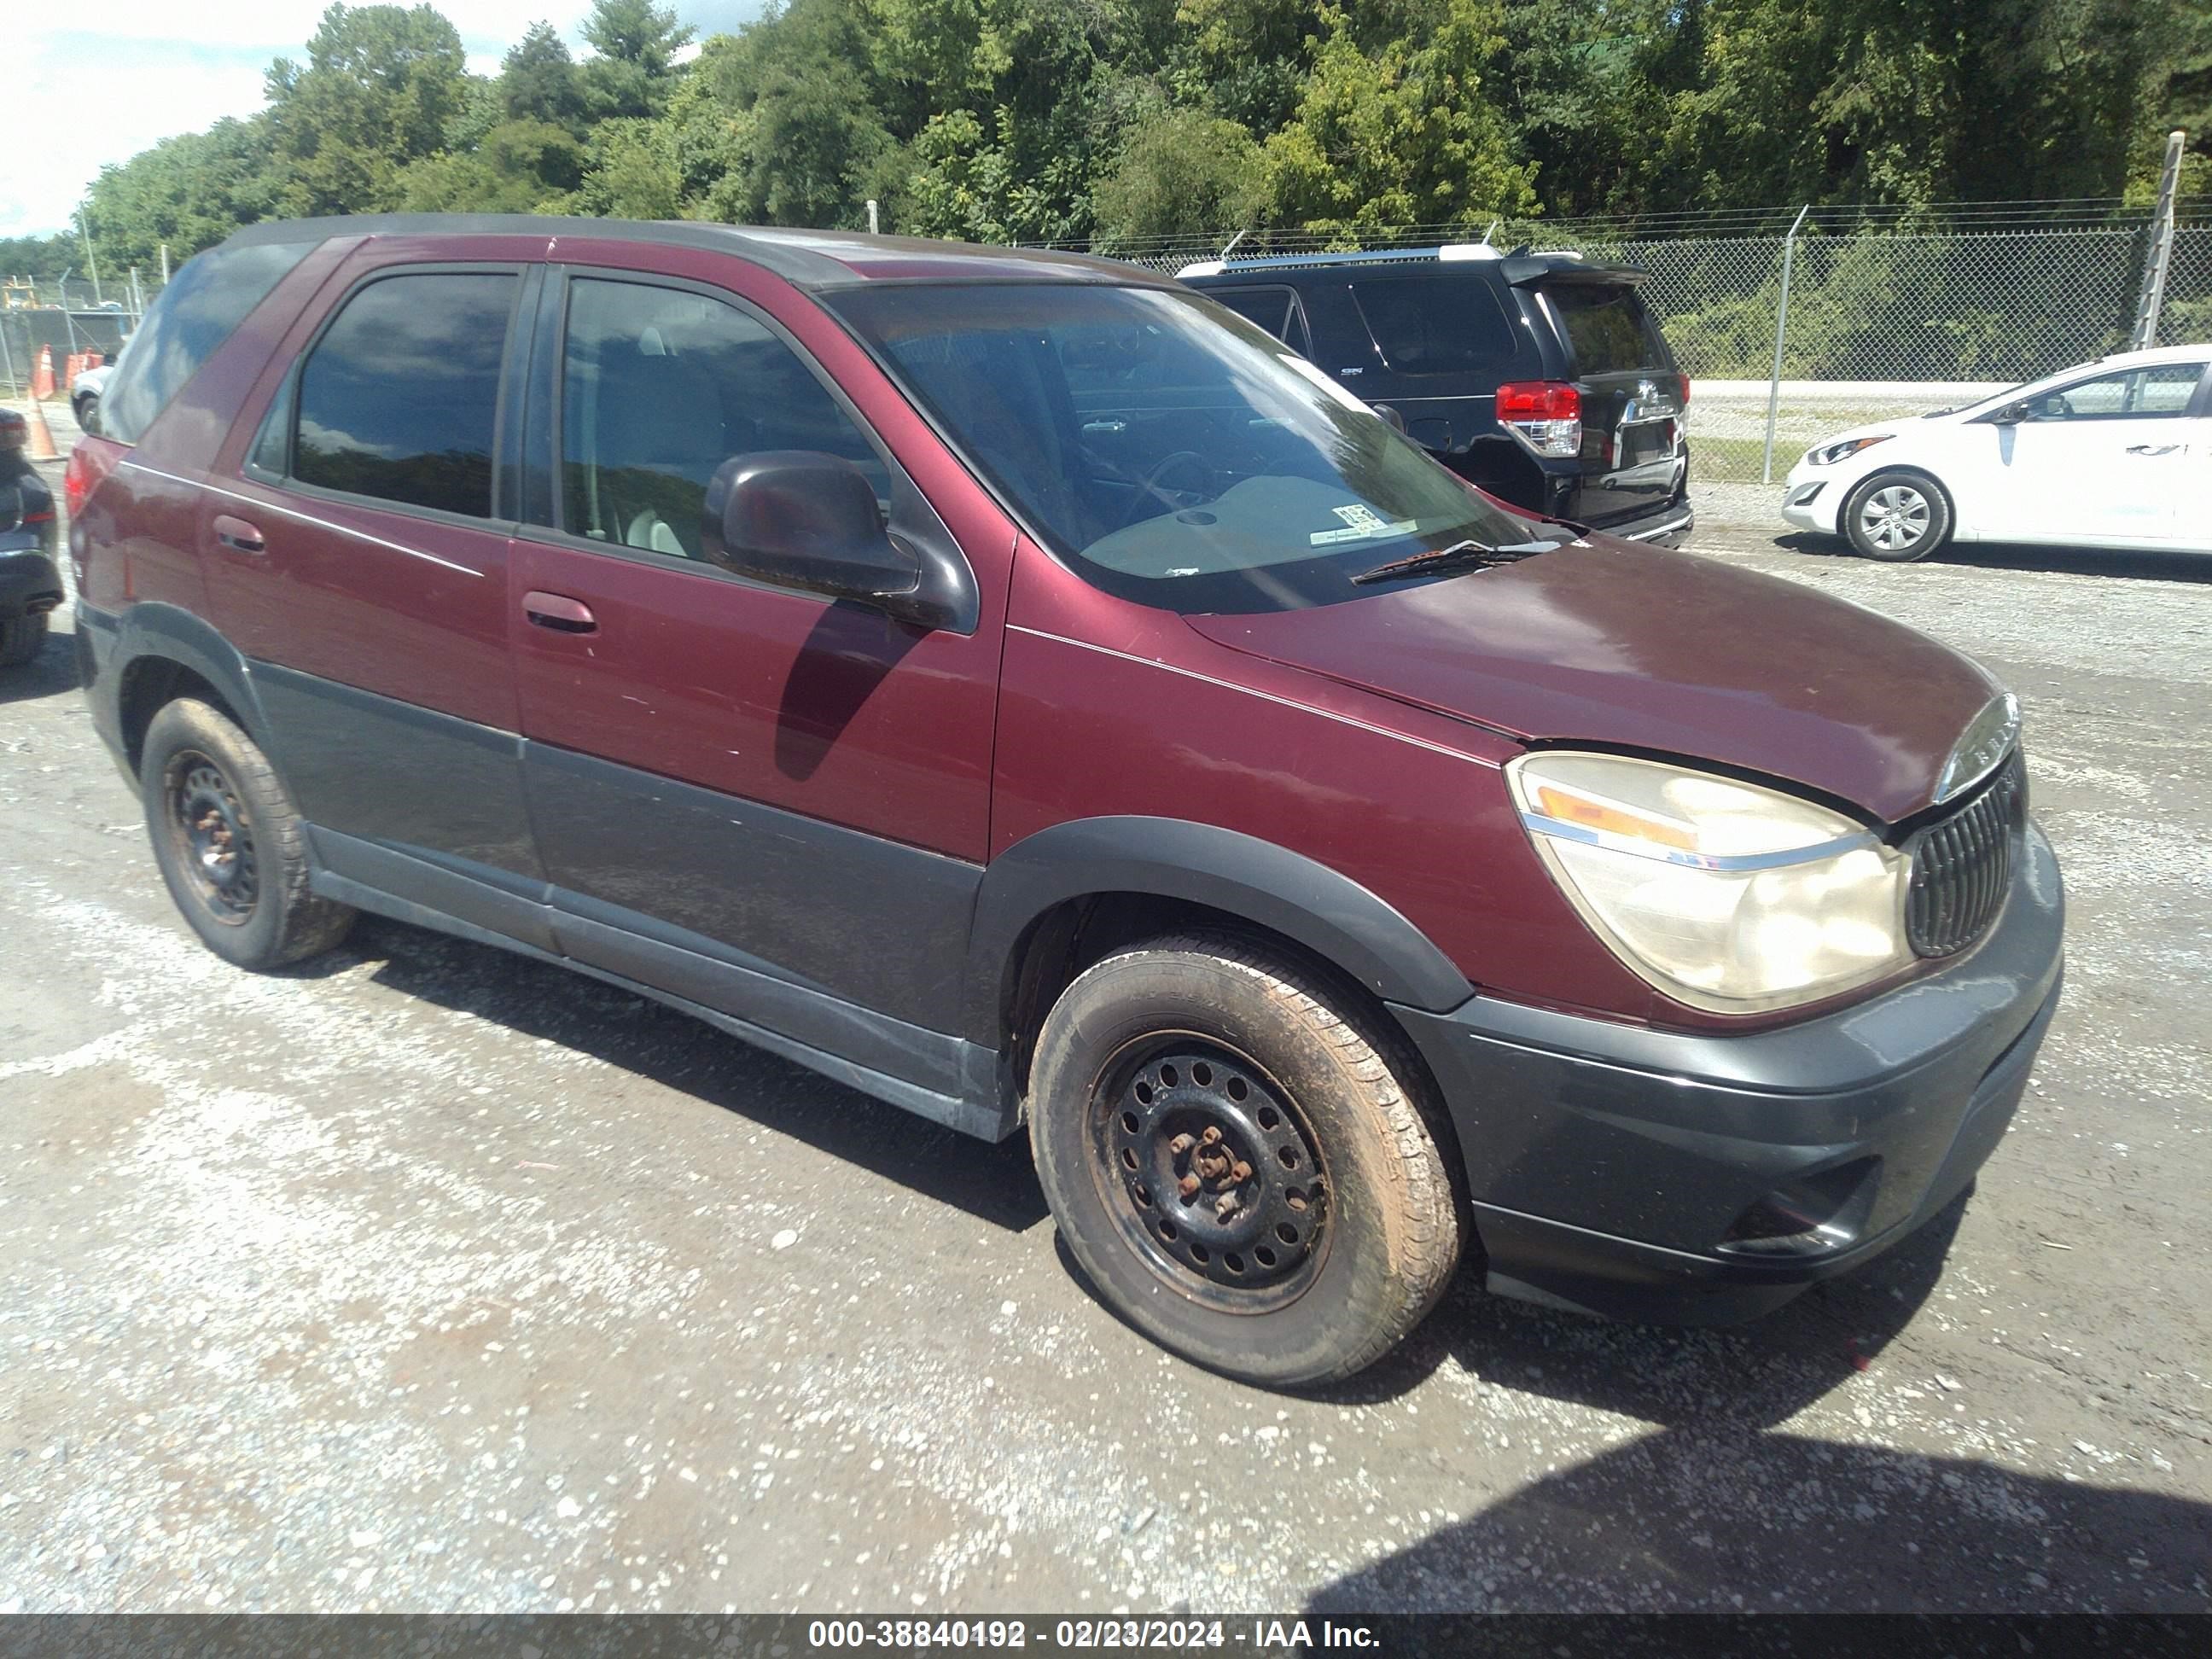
<box><xmin>262</xmin><ymin>3</ymin><xmax>470</xmax><ymax>217</ymax></box>
<box><xmin>504</xmin><ymin>20</ymin><xmax>587</xmax><ymax>131</ymax></box>
<box><xmin>579</xmin><ymin>0</ymin><xmax>696</xmax><ymax>121</ymax></box>
<box><xmin>1262</xmin><ymin>2</ymin><xmax>1539</xmax><ymax>234</ymax></box>
<box><xmin>1093</xmin><ymin>108</ymin><xmax>1266</xmax><ymax>241</ymax></box>
<box><xmin>82</xmin><ymin>118</ymin><xmax>277</xmax><ymax>270</ymax></box>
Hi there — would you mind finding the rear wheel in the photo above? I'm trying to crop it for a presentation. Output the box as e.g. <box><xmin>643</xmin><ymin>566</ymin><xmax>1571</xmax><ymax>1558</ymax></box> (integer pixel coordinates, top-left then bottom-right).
<box><xmin>139</xmin><ymin>697</ymin><xmax>355</xmax><ymax>969</ymax></box>
<box><xmin>0</xmin><ymin>613</ymin><xmax>46</xmax><ymax>667</ymax></box>
<box><xmin>1842</xmin><ymin>469</ymin><xmax>1952</xmax><ymax>562</ymax></box>
<box><xmin>1029</xmin><ymin>933</ymin><xmax>1461</xmax><ymax>1388</ymax></box>
<box><xmin>74</xmin><ymin>393</ymin><xmax>98</xmax><ymax>434</ymax></box>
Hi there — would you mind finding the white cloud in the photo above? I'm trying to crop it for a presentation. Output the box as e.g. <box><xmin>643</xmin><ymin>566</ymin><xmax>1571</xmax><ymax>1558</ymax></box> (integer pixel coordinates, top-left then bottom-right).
<box><xmin>3</xmin><ymin>3</ymin><xmax>762</xmax><ymax>239</ymax></box>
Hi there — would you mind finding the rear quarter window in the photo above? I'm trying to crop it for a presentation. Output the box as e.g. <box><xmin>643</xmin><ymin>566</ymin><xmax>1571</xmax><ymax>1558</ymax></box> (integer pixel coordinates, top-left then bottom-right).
<box><xmin>1542</xmin><ymin>283</ymin><xmax>1670</xmax><ymax>376</ymax></box>
<box><xmin>1348</xmin><ymin>276</ymin><xmax>1516</xmax><ymax>377</ymax></box>
<box><xmin>98</xmin><ymin>241</ymin><xmax>314</xmax><ymax>445</ymax></box>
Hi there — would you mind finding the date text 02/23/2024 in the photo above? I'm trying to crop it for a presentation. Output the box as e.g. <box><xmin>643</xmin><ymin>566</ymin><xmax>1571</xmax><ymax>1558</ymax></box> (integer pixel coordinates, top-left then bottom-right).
<box><xmin>804</xmin><ymin>1620</ymin><xmax>1382</xmax><ymax>1650</ymax></box>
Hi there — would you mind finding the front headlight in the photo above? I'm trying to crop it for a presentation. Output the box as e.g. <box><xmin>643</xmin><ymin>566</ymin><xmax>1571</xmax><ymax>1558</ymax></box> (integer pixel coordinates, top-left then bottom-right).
<box><xmin>1507</xmin><ymin>753</ymin><xmax>1912</xmax><ymax>1013</ymax></box>
<box><xmin>1807</xmin><ymin>434</ymin><xmax>1892</xmax><ymax>467</ymax></box>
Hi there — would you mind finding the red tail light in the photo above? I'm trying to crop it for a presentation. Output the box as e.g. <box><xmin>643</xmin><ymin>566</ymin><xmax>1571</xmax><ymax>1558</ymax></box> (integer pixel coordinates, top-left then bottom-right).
<box><xmin>65</xmin><ymin>434</ymin><xmax>125</xmax><ymax>519</ymax></box>
<box><xmin>1677</xmin><ymin>372</ymin><xmax>1692</xmax><ymax>407</ymax></box>
<box><xmin>1496</xmin><ymin>381</ymin><xmax>1581</xmax><ymax>422</ymax></box>
<box><xmin>1496</xmin><ymin>380</ymin><xmax>1582</xmax><ymax>458</ymax></box>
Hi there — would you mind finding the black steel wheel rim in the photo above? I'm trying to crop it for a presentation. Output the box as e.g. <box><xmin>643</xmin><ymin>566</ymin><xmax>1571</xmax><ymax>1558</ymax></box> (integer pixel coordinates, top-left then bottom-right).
<box><xmin>1086</xmin><ymin>1033</ymin><xmax>1330</xmax><ymax>1313</ymax></box>
<box><xmin>165</xmin><ymin>750</ymin><xmax>259</xmax><ymax>924</ymax></box>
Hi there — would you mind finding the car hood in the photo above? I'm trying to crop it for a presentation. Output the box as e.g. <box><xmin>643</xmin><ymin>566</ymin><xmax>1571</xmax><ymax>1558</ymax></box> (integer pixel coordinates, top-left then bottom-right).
<box><xmin>1185</xmin><ymin>538</ymin><xmax>2002</xmax><ymax>824</ymax></box>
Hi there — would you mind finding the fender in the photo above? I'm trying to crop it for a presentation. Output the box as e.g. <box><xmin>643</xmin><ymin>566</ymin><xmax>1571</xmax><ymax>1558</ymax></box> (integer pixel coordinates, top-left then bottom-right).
<box><xmin>963</xmin><ymin>816</ymin><xmax>1474</xmax><ymax>1045</ymax></box>
<box><xmin>96</xmin><ymin>602</ymin><xmax>278</xmax><ymax>768</ymax></box>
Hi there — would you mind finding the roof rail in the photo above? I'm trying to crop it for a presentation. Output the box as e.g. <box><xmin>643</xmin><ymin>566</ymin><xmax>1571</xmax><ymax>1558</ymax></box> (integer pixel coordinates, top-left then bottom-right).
<box><xmin>1174</xmin><ymin>243</ymin><xmax>1506</xmax><ymax>279</ymax></box>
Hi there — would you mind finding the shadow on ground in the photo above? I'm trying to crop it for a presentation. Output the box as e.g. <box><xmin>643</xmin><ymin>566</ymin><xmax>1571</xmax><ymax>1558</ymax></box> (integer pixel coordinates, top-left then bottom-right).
<box><xmin>1772</xmin><ymin>531</ymin><xmax>2212</xmax><ymax>583</ymax></box>
<box><xmin>0</xmin><ymin>626</ymin><xmax>76</xmax><ymax>706</ymax></box>
<box><xmin>314</xmin><ymin>915</ymin><xmax>1050</xmax><ymax>1233</ymax></box>
<box><xmin>1307</xmin><ymin>1425</ymin><xmax>2211</xmax><ymax>1613</ymax></box>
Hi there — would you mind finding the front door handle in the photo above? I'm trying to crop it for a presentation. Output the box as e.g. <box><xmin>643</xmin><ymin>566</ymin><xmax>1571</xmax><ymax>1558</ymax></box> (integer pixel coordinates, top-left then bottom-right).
<box><xmin>212</xmin><ymin>514</ymin><xmax>265</xmax><ymax>553</ymax></box>
<box><xmin>2125</xmin><ymin>444</ymin><xmax>2181</xmax><ymax>457</ymax></box>
<box><xmin>522</xmin><ymin>590</ymin><xmax>597</xmax><ymax>633</ymax></box>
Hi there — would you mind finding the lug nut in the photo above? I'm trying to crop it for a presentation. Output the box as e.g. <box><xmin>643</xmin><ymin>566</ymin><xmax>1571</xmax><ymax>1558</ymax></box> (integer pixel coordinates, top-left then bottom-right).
<box><xmin>1167</xmin><ymin>1133</ymin><xmax>1194</xmax><ymax>1155</ymax></box>
<box><xmin>1177</xmin><ymin>1174</ymin><xmax>1201</xmax><ymax>1197</ymax></box>
<box><xmin>1214</xmin><ymin>1193</ymin><xmax>1240</xmax><ymax>1221</ymax></box>
<box><xmin>1200</xmin><ymin>1126</ymin><xmax>1223</xmax><ymax>1145</ymax></box>
<box><xmin>1230</xmin><ymin>1161</ymin><xmax>1252</xmax><ymax>1183</ymax></box>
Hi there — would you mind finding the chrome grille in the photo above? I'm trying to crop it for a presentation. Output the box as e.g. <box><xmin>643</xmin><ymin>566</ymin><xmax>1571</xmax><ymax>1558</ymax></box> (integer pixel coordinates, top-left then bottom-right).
<box><xmin>1906</xmin><ymin>751</ymin><xmax>2025</xmax><ymax>958</ymax></box>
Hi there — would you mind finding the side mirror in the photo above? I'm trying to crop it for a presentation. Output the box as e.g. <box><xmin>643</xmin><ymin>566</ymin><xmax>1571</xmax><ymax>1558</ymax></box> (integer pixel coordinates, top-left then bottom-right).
<box><xmin>1989</xmin><ymin>402</ymin><xmax>2028</xmax><ymax>426</ymax></box>
<box><xmin>703</xmin><ymin>451</ymin><xmax>935</xmax><ymax>624</ymax></box>
<box><xmin>1370</xmin><ymin>401</ymin><xmax>1408</xmax><ymax>434</ymax></box>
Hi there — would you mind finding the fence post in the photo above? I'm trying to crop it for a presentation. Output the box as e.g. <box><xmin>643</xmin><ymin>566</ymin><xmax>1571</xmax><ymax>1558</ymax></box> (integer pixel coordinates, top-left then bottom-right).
<box><xmin>1761</xmin><ymin>205</ymin><xmax>1810</xmax><ymax>486</ymax></box>
<box><xmin>2130</xmin><ymin>131</ymin><xmax>2186</xmax><ymax>350</ymax></box>
<box><xmin>0</xmin><ymin>323</ymin><xmax>18</xmax><ymax>400</ymax></box>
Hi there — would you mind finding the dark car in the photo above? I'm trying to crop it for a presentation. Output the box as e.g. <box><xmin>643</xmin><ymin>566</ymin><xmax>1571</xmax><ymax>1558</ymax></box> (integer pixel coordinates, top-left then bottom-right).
<box><xmin>67</xmin><ymin>216</ymin><xmax>2059</xmax><ymax>1387</ymax></box>
<box><xmin>1</xmin><ymin>408</ymin><xmax>62</xmax><ymax>667</ymax></box>
<box><xmin>1179</xmin><ymin>244</ymin><xmax>1694</xmax><ymax>544</ymax></box>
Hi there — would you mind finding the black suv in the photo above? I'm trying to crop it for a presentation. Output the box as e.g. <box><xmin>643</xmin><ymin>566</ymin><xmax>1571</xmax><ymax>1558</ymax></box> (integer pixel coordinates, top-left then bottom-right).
<box><xmin>1180</xmin><ymin>245</ymin><xmax>1693</xmax><ymax>544</ymax></box>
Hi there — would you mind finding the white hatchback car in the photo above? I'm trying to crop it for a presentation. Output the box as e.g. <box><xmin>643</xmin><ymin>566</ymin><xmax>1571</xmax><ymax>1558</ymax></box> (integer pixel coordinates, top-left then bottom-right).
<box><xmin>1781</xmin><ymin>345</ymin><xmax>2210</xmax><ymax>561</ymax></box>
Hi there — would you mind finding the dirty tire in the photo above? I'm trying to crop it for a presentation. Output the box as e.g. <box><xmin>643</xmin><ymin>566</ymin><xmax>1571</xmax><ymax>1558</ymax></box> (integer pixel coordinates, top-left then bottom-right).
<box><xmin>1841</xmin><ymin>469</ymin><xmax>1953</xmax><ymax>562</ymax></box>
<box><xmin>74</xmin><ymin>393</ymin><xmax>98</xmax><ymax>434</ymax></box>
<box><xmin>1029</xmin><ymin>933</ymin><xmax>1461</xmax><ymax>1388</ymax></box>
<box><xmin>139</xmin><ymin>697</ymin><xmax>356</xmax><ymax>969</ymax></box>
<box><xmin>0</xmin><ymin>613</ymin><xmax>46</xmax><ymax>667</ymax></box>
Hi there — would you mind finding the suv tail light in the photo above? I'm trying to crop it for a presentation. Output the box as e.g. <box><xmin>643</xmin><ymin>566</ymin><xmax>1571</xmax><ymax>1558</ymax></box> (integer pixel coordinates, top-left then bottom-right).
<box><xmin>1676</xmin><ymin>372</ymin><xmax>1691</xmax><ymax>407</ymax></box>
<box><xmin>66</xmin><ymin>434</ymin><xmax>124</xmax><ymax>519</ymax></box>
<box><xmin>1496</xmin><ymin>380</ymin><xmax>1581</xmax><ymax>458</ymax></box>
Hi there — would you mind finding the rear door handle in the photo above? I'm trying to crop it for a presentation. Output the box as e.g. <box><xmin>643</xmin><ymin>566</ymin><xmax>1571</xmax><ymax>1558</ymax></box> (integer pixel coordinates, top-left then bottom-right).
<box><xmin>2125</xmin><ymin>444</ymin><xmax>2181</xmax><ymax>457</ymax></box>
<box><xmin>522</xmin><ymin>590</ymin><xmax>597</xmax><ymax>633</ymax></box>
<box><xmin>212</xmin><ymin>514</ymin><xmax>265</xmax><ymax>553</ymax></box>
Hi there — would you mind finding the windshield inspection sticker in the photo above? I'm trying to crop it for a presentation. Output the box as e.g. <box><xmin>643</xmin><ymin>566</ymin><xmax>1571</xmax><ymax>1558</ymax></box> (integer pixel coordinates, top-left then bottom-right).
<box><xmin>1311</xmin><ymin>503</ymin><xmax>1418</xmax><ymax>546</ymax></box>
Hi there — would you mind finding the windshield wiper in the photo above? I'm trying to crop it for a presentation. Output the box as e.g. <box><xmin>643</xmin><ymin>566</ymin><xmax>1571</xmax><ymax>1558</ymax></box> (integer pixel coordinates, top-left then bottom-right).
<box><xmin>1349</xmin><ymin>537</ymin><xmax>1559</xmax><ymax>585</ymax></box>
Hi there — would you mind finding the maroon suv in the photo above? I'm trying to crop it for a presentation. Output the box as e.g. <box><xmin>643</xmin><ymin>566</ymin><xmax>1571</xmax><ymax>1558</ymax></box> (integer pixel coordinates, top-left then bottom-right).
<box><xmin>68</xmin><ymin>218</ymin><xmax>2063</xmax><ymax>1386</ymax></box>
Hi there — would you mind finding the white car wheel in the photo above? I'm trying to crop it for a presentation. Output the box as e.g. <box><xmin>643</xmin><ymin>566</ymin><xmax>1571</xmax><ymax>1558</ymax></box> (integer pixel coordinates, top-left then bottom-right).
<box><xmin>1842</xmin><ymin>470</ymin><xmax>1953</xmax><ymax>562</ymax></box>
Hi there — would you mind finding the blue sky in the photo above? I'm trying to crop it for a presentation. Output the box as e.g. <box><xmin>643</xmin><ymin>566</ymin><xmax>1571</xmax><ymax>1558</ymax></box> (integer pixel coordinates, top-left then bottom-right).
<box><xmin>5</xmin><ymin>3</ymin><xmax>768</xmax><ymax>240</ymax></box>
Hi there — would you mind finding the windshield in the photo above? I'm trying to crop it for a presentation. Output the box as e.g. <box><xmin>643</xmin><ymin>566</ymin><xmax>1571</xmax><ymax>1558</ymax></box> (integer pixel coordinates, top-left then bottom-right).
<box><xmin>826</xmin><ymin>283</ymin><xmax>1560</xmax><ymax>614</ymax></box>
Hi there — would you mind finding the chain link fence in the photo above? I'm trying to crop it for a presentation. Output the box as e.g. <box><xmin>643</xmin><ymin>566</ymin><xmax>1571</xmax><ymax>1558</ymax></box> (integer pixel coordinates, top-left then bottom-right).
<box><xmin>1024</xmin><ymin>201</ymin><xmax>2212</xmax><ymax>485</ymax></box>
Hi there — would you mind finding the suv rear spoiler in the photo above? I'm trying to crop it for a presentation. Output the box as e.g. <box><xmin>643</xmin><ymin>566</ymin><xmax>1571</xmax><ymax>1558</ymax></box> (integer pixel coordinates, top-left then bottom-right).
<box><xmin>1499</xmin><ymin>256</ymin><xmax>1649</xmax><ymax>288</ymax></box>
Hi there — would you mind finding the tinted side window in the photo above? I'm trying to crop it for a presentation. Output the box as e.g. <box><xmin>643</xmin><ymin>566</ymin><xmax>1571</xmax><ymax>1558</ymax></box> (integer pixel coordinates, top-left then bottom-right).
<box><xmin>559</xmin><ymin>277</ymin><xmax>888</xmax><ymax>562</ymax></box>
<box><xmin>100</xmin><ymin>241</ymin><xmax>313</xmax><ymax>444</ymax></box>
<box><xmin>293</xmin><ymin>272</ymin><xmax>517</xmax><ymax>517</ymax></box>
<box><xmin>1349</xmin><ymin>276</ymin><xmax>1516</xmax><ymax>377</ymax></box>
<box><xmin>2024</xmin><ymin>363</ymin><xmax>2204</xmax><ymax>421</ymax></box>
<box><xmin>1543</xmin><ymin>283</ymin><xmax>1668</xmax><ymax>375</ymax></box>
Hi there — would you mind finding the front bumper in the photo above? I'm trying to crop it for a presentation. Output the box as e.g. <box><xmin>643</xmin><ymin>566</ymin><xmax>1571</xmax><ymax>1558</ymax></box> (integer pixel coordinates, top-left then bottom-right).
<box><xmin>1394</xmin><ymin>821</ymin><xmax>2064</xmax><ymax>1324</ymax></box>
<box><xmin>1779</xmin><ymin>465</ymin><xmax>1843</xmax><ymax>534</ymax></box>
<box><xmin>0</xmin><ymin>546</ymin><xmax>63</xmax><ymax>619</ymax></box>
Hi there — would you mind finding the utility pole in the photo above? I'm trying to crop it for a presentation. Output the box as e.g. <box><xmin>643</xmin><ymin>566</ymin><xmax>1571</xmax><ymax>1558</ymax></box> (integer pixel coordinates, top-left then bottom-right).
<box><xmin>866</xmin><ymin>200</ymin><xmax>880</xmax><ymax>235</ymax></box>
<box><xmin>2130</xmin><ymin>131</ymin><xmax>2187</xmax><ymax>351</ymax></box>
<box><xmin>160</xmin><ymin>244</ymin><xmax>171</xmax><ymax>285</ymax></box>
<box><xmin>1761</xmin><ymin>205</ymin><xmax>1810</xmax><ymax>486</ymax></box>
<box><xmin>79</xmin><ymin>209</ymin><xmax>102</xmax><ymax>307</ymax></box>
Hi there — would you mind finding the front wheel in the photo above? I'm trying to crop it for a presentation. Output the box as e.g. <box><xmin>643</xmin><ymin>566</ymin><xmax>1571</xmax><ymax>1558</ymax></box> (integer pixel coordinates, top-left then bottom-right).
<box><xmin>74</xmin><ymin>394</ymin><xmax>99</xmax><ymax>434</ymax></box>
<box><xmin>1842</xmin><ymin>469</ymin><xmax>1953</xmax><ymax>562</ymax></box>
<box><xmin>1029</xmin><ymin>933</ymin><xmax>1462</xmax><ymax>1388</ymax></box>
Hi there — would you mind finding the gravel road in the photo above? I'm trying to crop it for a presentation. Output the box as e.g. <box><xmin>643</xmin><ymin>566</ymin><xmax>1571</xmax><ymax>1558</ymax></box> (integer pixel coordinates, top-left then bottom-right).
<box><xmin>2</xmin><ymin>444</ymin><xmax>2207</xmax><ymax>1614</ymax></box>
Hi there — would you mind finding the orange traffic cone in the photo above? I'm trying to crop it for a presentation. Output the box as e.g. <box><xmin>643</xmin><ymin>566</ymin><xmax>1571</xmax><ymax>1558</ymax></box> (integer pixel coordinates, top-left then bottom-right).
<box><xmin>23</xmin><ymin>399</ymin><xmax>60</xmax><ymax>461</ymax></box>
<box><xmin>31</xmin><ymin>346</ymin><xmax>55</xmax><ymax>401</ymax></box>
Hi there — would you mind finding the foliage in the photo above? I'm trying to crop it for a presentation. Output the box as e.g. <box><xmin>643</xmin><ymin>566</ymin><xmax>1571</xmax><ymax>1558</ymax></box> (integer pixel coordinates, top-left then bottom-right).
<box><xmin>55</xmin><ymin>0</ymin><xmax>2212</xmax><ymax>282</ymax></box>
<box><xmin>1093</xmin><ymin>110</ymin><xmax>1267</xmax><ymax>242</ymax></box>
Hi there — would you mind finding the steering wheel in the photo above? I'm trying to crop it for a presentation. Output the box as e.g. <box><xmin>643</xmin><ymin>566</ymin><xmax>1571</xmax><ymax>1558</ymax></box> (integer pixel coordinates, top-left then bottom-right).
<box><xmin>1118</xmin><ymin>450</ymin><xmax>1219</xmax><ymax>529</ymax></box>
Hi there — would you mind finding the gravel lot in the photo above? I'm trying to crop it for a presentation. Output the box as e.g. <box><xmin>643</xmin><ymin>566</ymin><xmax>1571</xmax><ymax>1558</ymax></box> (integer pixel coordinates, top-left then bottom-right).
<box><xmin>3</xmin><ymin>425</ymin><xmax>2208</xmax><ymax>1614</ymax></box>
